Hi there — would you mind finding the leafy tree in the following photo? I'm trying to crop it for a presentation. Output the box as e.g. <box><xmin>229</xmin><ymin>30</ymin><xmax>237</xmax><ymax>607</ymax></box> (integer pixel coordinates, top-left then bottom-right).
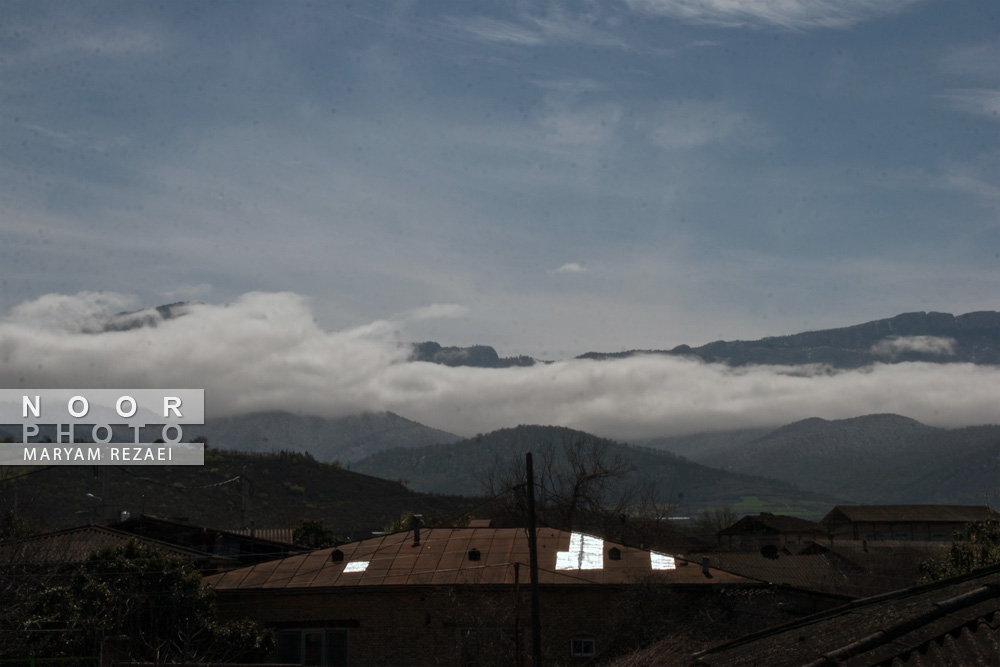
<box><xmin>383</xmin><ymin>511</ymin><xmax>474</xmax><ymax>534</ymax></box>
<box><xmin>292</xmin><ymin>518</ymin><xmax>340</xmax><ymax>548</ymax></box>
<box><xmin>920</xmin><ymin>519</ymin><xmax>1000</xmax><ymax>582</ymax></box>
<box><xmin>0</xmin><ymin>508</ymin><xmax>32</xmax><ymax>541</ymax></box>
<box><xmin>16</xmin><ymin>539</ymin><xmax>272</xmax><ymax>662</ymax></box>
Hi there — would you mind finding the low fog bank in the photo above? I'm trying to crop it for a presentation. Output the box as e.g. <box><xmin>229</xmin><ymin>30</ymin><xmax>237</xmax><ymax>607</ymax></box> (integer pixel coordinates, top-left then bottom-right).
<box><xmin>2</xmin><ymin>292</ymin><xmax>997</xmax><ymax>440</ymax></box>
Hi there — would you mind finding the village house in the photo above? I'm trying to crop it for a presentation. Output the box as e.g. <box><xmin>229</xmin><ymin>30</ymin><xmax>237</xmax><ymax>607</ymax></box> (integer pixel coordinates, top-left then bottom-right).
<box><xmin>207</xmin><ymin>523</ymin><xmax>780</xmax><ymax>666</ymax></box>
<box><xmin>112</xmin><ymin>513</ymin><xmax>308</xmax><ymax>565</ymax></box>
<box><xmin>821</xmin><ymin>505</ymin><xmax>999</xmax><ymax>542</ymax></box>
<box><xmin>717</xmin><ymin>512</ymin><xmax>826</xmax><ymax>551</ymax></box>
<box><xmin>0</xmin><ymin>523</ymin><xmax>238</xmax><ymax>575</ymax></box>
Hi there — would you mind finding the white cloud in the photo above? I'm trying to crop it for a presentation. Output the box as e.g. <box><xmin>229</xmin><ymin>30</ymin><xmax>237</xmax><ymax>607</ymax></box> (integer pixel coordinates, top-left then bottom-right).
<box><xmin>406</xmin><ymin>304</ymin><xmax>469</xmax><ymax>321</ymax></box>
<box><xmin>940</xmin><ymin>43</ymin><xmax>1000</xmax><ymax>83</ymax></box>
<box><xmin>3</xmin><ymin>292</ymin><xmax>998</xmax><ymax>442</ymax></box>
<box><xmin>1</xmin><ymin>16</ymin><xmax>161</xmax><ymax>71</ymax></box>
<box><xmin>940</xmin><ymin>89</ymin><xmax>1000</xmax><ymax>121</ymax></box>
<box><xmin>541</xmin><ymin>103</ymin><xmax>623</xmax><ymax>147</ymax></box>
<box><xmin>444</xmin><ymin>8</ymin><xmax>633</xmax><ymax>50</ymax></box>
<box><xmin>3</xmin><ymin>292</ymin><xmax>140</xmax><ymax>333</ymax></box>
<box><xmin>530</xmin><ymin>79</ymin><xmax>608</xmax><ymax>95</ymax></box>
<box><xmin>646</xmin><ymin>100</ymin><xmax>766</xmax><ymax>150</ymax></box>
<box><xmin>553</xmin><ymin>263</ymin><xmax>587</xmax><ymax>274</ymax></box>
<box><xmin>444</xmin><ymin>16</ymin><xmax>545</xmax><ymax>46</ymax></box>
<box><xmin>623</xmin><ymin>0</ymin><xmax>923</xmax><ymax>30</ymax></box>
<box><xmin>871</xmin><ymin>336</ymin><xmax>957</xmax><ymax>358</ymax></box>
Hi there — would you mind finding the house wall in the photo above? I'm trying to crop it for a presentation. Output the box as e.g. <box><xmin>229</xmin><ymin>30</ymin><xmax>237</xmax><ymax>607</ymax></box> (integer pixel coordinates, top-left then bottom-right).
<box><xmin>214</xmin><ymin>585</ymin><xmax>738</xmax><ymax>666</ymax></box>
<box><xmin>723</xmin><ymin>530</ymin><xmax>825</xmax><ymax>551</ymax></box>
<box><xmin>827</xmin><ymin>521</ymin><xmax>963</xmax><ymax>542</ymax></box>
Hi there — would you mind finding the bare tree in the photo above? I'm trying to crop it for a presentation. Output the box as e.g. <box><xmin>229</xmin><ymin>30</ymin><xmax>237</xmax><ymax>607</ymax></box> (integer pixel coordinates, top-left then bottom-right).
<box><xmin>694</xmin><ymin>505</ymin><xmax>739</xmax><ymax>543</ymax></box>
<box><xmin>480</xmin><ymin>435</ymin><xmax>678</xmax><ymax>548</ymax></box>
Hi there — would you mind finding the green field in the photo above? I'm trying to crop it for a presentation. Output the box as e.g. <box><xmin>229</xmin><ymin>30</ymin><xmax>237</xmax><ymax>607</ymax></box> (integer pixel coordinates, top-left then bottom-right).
<box><xmin>725</xmin><ymin>495</ymin><xmax>833</xmax><ymax>520</ymax></box>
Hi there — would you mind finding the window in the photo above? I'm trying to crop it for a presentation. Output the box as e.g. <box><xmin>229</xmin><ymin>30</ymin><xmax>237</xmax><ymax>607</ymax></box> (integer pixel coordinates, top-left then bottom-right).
<box><xmin>276</xmin><ymin>628</ymin><xmax>349</xmax><ymax>667</ymax></box>
<box><xmin>571</xmin><ymin>638</ymin><xmax>595</xmax><ymax>658</ymax></box>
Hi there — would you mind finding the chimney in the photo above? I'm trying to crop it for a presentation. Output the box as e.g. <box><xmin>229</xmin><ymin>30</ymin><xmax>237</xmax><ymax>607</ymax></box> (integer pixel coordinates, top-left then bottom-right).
<box><xmin>412</xmin><ymin>514</ymin><xmax>423</xmax><ymax>546</ymax></box>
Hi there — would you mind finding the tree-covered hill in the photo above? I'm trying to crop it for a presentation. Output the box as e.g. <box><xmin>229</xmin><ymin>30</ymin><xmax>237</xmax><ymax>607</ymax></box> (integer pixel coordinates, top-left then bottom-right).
<box><xmin>696</xmin><ymin>414</ymin><xmax>1000</xmax><ymax>504</ymax></box>
<box><xmin>0</xmin><ymin>448</ymin><xmax>476</xmax><ymax>538</ymax></box>
<box><xmin>351</xmin><ymin>425</ymin><xmax>842</xmax><ymax>517</ymax></box>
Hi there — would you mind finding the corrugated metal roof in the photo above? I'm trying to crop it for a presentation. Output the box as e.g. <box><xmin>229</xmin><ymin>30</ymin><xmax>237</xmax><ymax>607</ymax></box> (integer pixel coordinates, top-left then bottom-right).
<box><xmin>890</xmin><ymin>612</ymin><xmax>1000</xmax><ymax>666</ymax></box>
<box><xmin>809</xmin><ymin>540</ymin><xmax>951</xmax><ymax>567</ymax></box>
<box><xmin>823</xmin><ymin>505</ymin><xmax>1000</xmax><ymax>524</ymax></box>
<box><xmin>694</xmin><ymin>563</ymin><xmax>1000</xmax><ymax>667</ymax></box>
<box><xmin>231</xmin><ymin>527</ymin><xmax>297</xmax><ymax>545</ymax></box>
<box><xmin>207</xmin><ymin>527</ymin><xmax>753</xmax><ymax>590</ymax></box>
<box><xmin>116</xmin><ymin>515</ymin><xmax>306</xmax><ymax>551</ymax></box>
<box><xmin>695</xmin><ymin>552</ymin><xmax>847</xmax><ymax>591</ymax></box>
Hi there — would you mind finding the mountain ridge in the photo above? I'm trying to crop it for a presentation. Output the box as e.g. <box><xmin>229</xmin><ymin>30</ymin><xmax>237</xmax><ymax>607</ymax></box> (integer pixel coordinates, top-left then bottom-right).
<box><xmin>87</xmin><ymin>304</ymin><xmax>1000</xmax><ymax>368</ymax></box>
<box><xmin>350</xmin><ymin>424</ymin><xmax>843</xmax><ymax>517</ymax></box>
<box><xmin>406</xmin><ymin>310</ymin><xmax>1000</xmax><ymax>368</ymax></box>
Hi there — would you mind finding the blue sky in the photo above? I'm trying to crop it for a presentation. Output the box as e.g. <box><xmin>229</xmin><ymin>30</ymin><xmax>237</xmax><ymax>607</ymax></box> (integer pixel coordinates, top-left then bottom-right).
<box><xmin>3</xmin><ymin>1</ymin><xmax>998</xmax><ymax>359</ymax></box>
<box><xmin>2</xmin><ymin>3</ymin><xmax>1000</xmax><ymax>439</ymax></box>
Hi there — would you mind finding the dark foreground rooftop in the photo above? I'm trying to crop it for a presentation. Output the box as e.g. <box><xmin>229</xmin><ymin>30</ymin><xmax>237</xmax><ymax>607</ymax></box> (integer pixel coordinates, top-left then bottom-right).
<box><xmin>694</xmin><ymin>563</ymin><xmax>1000</xmax><ymax>666</ymax></box>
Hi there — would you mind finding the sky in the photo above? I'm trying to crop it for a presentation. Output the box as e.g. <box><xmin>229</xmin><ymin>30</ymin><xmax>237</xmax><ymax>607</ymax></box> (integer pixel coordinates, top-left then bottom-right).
<box><xmin>1</xmin><ymin>1</ymin><xmax>998</xmax><ymax>439</ymax></box>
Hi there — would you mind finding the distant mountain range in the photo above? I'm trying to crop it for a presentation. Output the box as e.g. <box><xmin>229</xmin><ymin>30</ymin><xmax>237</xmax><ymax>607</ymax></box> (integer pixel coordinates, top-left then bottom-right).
<box><xmin>13</xmin><ymin>305</ymin><xmax>1000</xmax><ymax>517</ymax></box>
<box><xmin>660</xmin><ymin>414</ymin><xmax>1000</xmax><ymax>505</ymax></box>
<box><xmin>100</xmin><ymin>301</ymin><xmax>193</xmax><ymax>332</ymax></box>
<box><xmin>1</xmin><ymin>411</ymin><xmax>460</xmax><ymax>464</ymax></box>
<box><xmin>577</xmin><ymin>311</ymin><xmax>1000</xmax><ymax>368</ymax></box>
<box><xmin>411</xmin><ymin>311</ymin><xmax>1000</xmax><ymax>368</ymax></box>
<box><xmin>184</xmin><ymin>411</ymin><xmax>459</xmax><ymax>463</ymax></box>
<box><xmin>350</xmin><ymin>425</ymin><xmax>842</xmax><ymax>517</ymax></box>
<box><xmin>409</xmin><ymin>341</ymin><xmax>536</xmax><ymax>368</ymax></box>
<box><xmin>95</xmin><ymin>304</ymin><xmax>1000</xmax><ymax>368</ymax></box>
<box><xmin>9</xmin><ymin>410</ymin><xmax>1000</xmax><ymax>516</ymax></box>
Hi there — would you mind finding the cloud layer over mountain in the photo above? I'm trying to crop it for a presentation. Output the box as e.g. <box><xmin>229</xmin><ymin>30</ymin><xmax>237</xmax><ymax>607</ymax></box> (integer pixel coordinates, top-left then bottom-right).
<box><xmin>2</xmin><ymin>292</ymin><xmax>997</xmax><ymax>440</ymax></box>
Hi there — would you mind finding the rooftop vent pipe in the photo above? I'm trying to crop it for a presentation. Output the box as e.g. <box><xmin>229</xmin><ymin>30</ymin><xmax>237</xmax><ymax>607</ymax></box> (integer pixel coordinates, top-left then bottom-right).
<box><xmin>413</xmin><ymin>514</ymin><xmax>423</xmax><ymax>546</ymax></box>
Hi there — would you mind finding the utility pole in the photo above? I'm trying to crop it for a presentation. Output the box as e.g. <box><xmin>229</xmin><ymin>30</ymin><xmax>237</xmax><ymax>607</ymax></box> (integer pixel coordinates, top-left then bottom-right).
<box><xmin>526</xmin><ymin>452</ymin><xmax>542</xmax><ymax>667</ymax></box>
<box><xmin>240</xmin><ymin>466</ymin><xmax>249</xmax><ymax>530</ymax></box>
<box><xmin>514</xmin><ymin>561</ymin><xmax>522</xmax><ymax>667</ymax></box>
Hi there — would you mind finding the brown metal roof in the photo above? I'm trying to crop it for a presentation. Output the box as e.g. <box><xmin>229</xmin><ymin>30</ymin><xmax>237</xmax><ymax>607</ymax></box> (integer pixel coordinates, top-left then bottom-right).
<box><xmin>822</xmin><ymin>505</ymin><xmax>1000</xmax><ymax>525</ymax></box>
<box><xmin>694</xmin><ymin>552</ymin><xmax>850</xmax><ymax>592</ymax></box>
<box><xmin>207</xmin><ymin>527</ymin><xmax>753</xmax><ymax>591</ymax></box>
